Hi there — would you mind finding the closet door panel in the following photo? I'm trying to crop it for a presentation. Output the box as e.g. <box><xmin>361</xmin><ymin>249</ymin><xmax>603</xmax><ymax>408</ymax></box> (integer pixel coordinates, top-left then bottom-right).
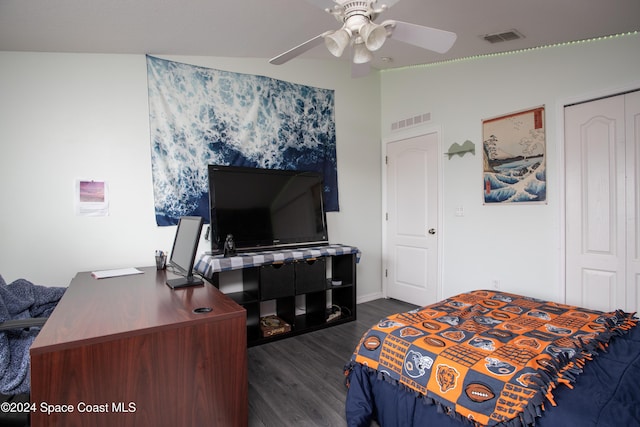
<box><xmin>565</xmin><ymin>95</ymin><xmax>626</xmax><ymax>312</ymax></box>
<box><xmin>626</xmin><ymin>91</ymin><xmax>640</xmax><ymax>311</ymax></box>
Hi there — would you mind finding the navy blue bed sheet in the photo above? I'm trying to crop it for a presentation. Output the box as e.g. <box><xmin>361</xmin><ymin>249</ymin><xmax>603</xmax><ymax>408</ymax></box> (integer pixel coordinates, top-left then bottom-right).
<box><xmin>346</xmin><ymin>322</ymin><xmax>640</xmax><ymax>427</ymax></box>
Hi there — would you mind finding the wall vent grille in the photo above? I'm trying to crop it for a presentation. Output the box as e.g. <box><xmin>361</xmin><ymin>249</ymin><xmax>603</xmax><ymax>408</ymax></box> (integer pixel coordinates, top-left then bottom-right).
<box><xmin>391</xmin><ymin>112</ymin><xmax>431</xmax><ymax>131</ymax></box>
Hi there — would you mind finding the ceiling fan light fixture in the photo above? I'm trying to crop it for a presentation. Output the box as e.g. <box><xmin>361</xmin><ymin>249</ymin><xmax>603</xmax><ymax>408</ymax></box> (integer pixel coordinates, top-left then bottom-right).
<box><xmin>270</xmin><ymin>0</ymin><xmax>459</xmax><ymax>78</ymax></box>
<box><xmin>360</xmin><ymin>22</ymin><xmax>388</xmax><ymax>51</ymax></box>
<box><xmin>352</xmin><ymin>39</ymin><xmax>373</xmax><ymax>64</ymax></box>
<box><xmin>324</xmin><ymin>28</ymin><xmax>352</xmax><ymax>57</ymax></box>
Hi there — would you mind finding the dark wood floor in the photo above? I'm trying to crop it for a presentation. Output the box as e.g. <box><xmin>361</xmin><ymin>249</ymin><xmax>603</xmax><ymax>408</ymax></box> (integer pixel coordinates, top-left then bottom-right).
<box><xmin>247</xmin><ymin>298</ymin><xmax>417</xmax><ymax>427</ymax></box>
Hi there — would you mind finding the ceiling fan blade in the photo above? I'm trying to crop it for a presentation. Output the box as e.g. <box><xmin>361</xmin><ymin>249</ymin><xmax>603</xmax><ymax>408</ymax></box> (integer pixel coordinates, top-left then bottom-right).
<box><xmin>351</xmin><ymin>61</ymin><xmax>371</xmax><ymax>78</ymax></box>
<box><xmin>269</xmin><ymin>33</ymin><xmax>329</xmax><ymax>65</ymax></box>
<box><xmin>387</xmin><ymin>20</ymin><xmax>457</xmax><ymax>54</ymax></box>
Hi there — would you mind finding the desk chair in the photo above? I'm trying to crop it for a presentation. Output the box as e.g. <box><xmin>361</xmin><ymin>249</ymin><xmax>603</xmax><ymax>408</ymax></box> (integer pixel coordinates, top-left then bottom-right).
<box><xmin>0</xmin><ymin>317</ymin><xmax>48</xmax><ymax>427</ymax></box>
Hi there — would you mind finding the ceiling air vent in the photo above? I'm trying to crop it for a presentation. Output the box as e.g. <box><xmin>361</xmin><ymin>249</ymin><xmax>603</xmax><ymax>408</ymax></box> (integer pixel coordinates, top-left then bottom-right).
<box><xmin>483</xmin><ymin>29</ymin><xmax>524</xmax><ymax>44</ymax></box>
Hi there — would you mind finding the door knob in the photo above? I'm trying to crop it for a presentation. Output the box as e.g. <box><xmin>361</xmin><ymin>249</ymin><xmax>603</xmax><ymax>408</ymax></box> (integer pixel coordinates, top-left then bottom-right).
<box><xmin>428</xmin><ymin>228</ymin><xmax>436</xmax><ymax>235</ymax></box>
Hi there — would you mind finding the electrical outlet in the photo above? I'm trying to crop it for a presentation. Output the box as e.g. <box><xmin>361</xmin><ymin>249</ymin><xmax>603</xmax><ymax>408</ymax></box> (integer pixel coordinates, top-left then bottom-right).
<box><xmin>492</xmin><ymin>279</ymin><xmax>500</xmax><ymax>290</ymax></box>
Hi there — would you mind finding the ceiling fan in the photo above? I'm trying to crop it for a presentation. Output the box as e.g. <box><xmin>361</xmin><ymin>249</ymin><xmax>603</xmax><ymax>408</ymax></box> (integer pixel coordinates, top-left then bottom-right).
<box><xmin>269</xmin><ymin>0</ymin><xmax>457</xmax><ymax>77</ymax></box>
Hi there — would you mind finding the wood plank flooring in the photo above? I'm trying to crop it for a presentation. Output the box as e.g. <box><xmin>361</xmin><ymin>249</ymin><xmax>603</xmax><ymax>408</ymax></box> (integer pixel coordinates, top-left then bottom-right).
<box><xmin>247</xmin><ymin>298</ymin><xmax>417</xmax><ymax>427</ymax></box>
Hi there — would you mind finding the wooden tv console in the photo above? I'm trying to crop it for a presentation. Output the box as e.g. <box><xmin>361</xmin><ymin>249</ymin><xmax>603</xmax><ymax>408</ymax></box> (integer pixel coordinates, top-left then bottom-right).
<box><xmin>195</xmin><ymin>244</ymin><xmax>359</xmax><ymax>346</ymax></box>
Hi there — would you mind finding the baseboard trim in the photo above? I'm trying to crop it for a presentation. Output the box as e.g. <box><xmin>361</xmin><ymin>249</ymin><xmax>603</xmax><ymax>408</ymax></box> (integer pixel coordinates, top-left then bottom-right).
<box><xmin>357</xmin><ymin>292</ymin><xmax>384</xmax><ymax>304</ymax></box>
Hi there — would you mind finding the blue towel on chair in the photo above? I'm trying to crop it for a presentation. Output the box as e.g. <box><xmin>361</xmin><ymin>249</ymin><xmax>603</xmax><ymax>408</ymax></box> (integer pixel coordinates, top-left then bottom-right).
<box><xmin>0</xmin><ymin>275</ymin><xmax>65</xmax><ymax>395</ymax></box>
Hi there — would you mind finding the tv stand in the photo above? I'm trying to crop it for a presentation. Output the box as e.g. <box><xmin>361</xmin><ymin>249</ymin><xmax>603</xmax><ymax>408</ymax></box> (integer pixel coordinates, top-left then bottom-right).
<box><xmin>195</xmin><ymin>244</ymin><xmax>359</xmax><ymax>346</ymax></box>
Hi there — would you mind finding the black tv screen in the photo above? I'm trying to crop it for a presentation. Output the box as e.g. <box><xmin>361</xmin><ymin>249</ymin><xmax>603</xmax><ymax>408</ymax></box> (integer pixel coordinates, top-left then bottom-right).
<box><xmin>208</xmin><ymin>165</ymin><xmax>329</xmax><ymax>253</ymax></box>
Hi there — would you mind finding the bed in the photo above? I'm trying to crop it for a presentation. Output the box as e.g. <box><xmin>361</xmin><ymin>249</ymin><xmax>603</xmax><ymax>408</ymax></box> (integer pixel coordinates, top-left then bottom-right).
<box><xmin>344</xmin><ymin>290</ymin><xmax>640</xmax><ymax>427</ymax></box>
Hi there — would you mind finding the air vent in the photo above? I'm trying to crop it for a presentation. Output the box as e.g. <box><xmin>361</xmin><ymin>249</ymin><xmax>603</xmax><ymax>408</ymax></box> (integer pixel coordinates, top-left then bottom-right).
<box><xmin>483</xmin><ymin>29</ymin><xmax>524</xmax><ymax>44</ymax></box>
<box><xmin>391</xmin><ymin>113</ymin><xmax>431</xmax><ymax>131</ymax></box>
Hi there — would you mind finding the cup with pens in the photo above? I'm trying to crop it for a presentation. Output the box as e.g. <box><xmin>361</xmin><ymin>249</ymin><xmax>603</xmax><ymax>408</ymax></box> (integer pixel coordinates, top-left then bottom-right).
<box><xmin>155</xmin><ymin>250</ymin><xmax>167</xmax><ymax>270</ymax></box>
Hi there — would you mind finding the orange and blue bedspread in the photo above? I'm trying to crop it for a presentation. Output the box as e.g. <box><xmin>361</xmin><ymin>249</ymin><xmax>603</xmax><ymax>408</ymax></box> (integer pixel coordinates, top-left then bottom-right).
<box><xmin>346</xmin><ymin>290</ymin><xmax>637</xmax><ymax>427</ymax></box>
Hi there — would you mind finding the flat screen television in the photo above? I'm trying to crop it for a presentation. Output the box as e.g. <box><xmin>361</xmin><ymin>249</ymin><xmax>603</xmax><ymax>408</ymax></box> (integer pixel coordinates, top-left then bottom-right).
<box><xmin>208</xmin><ymin>165</ymin><xmax>329</xmax><ymax>253</ymax></box>
<box><xmin>166</xmin><ymin>216</ymin><xmax>205</xmax><ymax>288</ymax></box>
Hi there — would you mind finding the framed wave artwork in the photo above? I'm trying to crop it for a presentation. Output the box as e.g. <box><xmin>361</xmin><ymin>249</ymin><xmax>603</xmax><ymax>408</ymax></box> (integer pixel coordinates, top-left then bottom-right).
<box><xmin>482</xmin><ymin>106</ymin><xmax>546</xmax><ymax>204</ymax></box>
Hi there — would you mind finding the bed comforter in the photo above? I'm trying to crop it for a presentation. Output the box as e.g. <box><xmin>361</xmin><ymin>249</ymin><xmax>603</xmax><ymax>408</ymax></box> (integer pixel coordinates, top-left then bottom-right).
<box><xmin>345</xmin><ymin>290</ymin><xmax>639</xmax><ymax>427</ymax></box>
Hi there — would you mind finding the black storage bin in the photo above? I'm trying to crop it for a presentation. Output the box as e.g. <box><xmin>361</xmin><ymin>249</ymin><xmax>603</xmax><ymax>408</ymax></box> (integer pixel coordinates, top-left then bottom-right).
<box><xmin>260</xmin><ymin>263</ymin><xmax>295</xmax><ymax>300</ymax></box>
<box><xmin>295</xmin><ymin>258</ymin><xmax>326</xmax><ymax>294</ymax></box>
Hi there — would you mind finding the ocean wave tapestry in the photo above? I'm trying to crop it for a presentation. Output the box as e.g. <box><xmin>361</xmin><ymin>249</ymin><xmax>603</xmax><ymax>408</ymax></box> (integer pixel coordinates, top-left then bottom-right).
<box><xmin>146</xmin><ymin>55</ymin><xmax>338</xmax><ymax>226</ymax></box>
<box><xmin>482</xmin><ymin>106</ymin><xmax>546</xmax><ymax>204</ymax></box>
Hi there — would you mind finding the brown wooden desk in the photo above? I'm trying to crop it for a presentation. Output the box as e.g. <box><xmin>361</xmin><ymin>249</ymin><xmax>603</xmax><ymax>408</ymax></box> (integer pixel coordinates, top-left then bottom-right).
<box><xmin>29</xmin><ymin>267</ymin><xmax>247</xmax><ymax>426</ymax></box>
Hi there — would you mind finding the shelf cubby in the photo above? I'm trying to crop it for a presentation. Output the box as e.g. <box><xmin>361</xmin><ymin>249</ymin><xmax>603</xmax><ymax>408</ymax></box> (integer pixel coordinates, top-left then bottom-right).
<box><xmin>202</xmin><ymin>245</ymin><xmax>358</xmax><ymax>346</ymax></box>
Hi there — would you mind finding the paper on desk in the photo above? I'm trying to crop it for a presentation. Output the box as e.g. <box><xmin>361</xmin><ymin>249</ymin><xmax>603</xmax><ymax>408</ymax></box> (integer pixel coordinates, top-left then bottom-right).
<box><xmin>91</xmin><ymin>267</ymin><xmax>144</xmax><ymax>279</ymax></box>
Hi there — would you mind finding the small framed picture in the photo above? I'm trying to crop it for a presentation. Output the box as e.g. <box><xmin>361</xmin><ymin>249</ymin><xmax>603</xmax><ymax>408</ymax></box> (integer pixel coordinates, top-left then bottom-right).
<box><xmin>75</xmin><ymin>179</ymin><xmax>109</xmax><ymax>216</ymax></box>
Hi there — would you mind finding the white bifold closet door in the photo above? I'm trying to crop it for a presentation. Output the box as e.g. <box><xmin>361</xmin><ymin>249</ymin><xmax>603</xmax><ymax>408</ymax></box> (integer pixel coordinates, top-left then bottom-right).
<box><xmin>564</xmin><ymin>90</ymin><xmax>640</xmax><ymax>312</ymax></box>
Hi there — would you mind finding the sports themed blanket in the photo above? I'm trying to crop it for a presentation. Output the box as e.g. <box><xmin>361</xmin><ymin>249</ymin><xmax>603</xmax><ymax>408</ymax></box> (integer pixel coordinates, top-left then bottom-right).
<box><xmin>346</xmin><ymin>290</ymin><xmax>637</xmax><ymax>427</ymax></box>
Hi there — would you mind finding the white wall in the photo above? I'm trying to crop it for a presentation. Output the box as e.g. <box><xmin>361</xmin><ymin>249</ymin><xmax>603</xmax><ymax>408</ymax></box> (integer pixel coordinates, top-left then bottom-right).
<box><xmin>0</xmin><ymin>53</ymin><xmax>382</xmax><ymax>298</ymax></box>
<box><xmin>5</xmin><ymin>35</ymin><xmax>637</xmax><ymax>304</ymax></box>
<box><xmin>380</xmin><ymin>34</ymin><xmax>640</xmax><ymax>303</ymax></box>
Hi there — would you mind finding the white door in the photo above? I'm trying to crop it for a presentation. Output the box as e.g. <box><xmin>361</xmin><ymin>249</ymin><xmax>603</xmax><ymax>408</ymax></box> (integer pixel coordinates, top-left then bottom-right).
<box><xmin>564</xmin><ymin>90</ymin><xmax>639</xmax><ymax>312</ymax></box>
<box><xmin>625</xmin><ymin>92</ymin><xmax>640</xmax><ymax>311</ymax></box>
<box><xmin>385</xmin><ymin>133</ymin><xmax>439</xmax><ymax>306</ymax></box>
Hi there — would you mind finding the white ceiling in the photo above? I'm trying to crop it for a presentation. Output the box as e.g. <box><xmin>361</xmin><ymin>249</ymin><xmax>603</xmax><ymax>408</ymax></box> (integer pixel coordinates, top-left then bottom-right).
<box><xmin>1</xmin><ymin>0</ymin><xmax>638</xmax><ymax>71</ymax></box>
